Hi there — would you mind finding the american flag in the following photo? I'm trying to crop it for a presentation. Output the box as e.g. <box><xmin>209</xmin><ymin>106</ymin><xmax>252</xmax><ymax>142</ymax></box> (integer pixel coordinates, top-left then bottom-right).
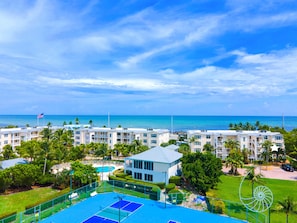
<box><xmin>37</xmin><ymin>113</ymin><xmax>44</xmax><ymax>119</ymax></box>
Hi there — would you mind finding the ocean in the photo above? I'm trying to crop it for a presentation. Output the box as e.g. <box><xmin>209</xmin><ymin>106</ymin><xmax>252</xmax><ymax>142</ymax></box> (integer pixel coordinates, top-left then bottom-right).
<box><xmin>0</xmin><ymin>115</ymin><xmax>296</xmax><ymax>131</ymax></box>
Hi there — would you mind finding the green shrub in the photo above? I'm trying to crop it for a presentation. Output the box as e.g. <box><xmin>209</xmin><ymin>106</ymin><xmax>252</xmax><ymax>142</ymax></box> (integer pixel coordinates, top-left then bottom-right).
<box><xmin>168</xmin><ymin>189</ymin><xmax>183</xmax><ymax>204</ymax></box>
<box><xmin>155</xmin><ymin>182</ymin><xmax>165</xmax><ymax>189</ymax></box>
<box><xmin>116</xmin><ymin>173</ymin><xmax>128</xmax><ymax>178</ymax></box>
<box><xmin>125</xmin><ymin>175</ymin><xmax>133</xmax><ymax>180</ymax></box>
<box><xmin>169</xmin><ymin>176</ymin><xmax>181</xmax><ymax>186</ymax></box>
<box><xmin>212</xmin><ymin>200</ymin><xmax>225</xmax><ymax>214</ymax></box>
<box><xmin>37</xmin><ymin>174</ymin><xmax>55</xmax><ymax>186</ymax></box>
<box><xmin>149</xmin><ymin>187</ymin><xmax>160</xmax><ymax>200</ymax></box>
<box><xmin>165</xmin><ymin>183</ymin><xmax>176</xmax><ymax>193</ymax></box>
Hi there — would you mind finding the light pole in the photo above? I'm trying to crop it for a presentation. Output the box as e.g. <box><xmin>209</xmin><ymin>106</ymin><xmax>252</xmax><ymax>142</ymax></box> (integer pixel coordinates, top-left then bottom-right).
<box><xmin>164</xmin><ymin>171</ymin><xmax>167</xmax><ymax>208</ymax></box>
<box><xmin>118</xmin><ymin>196</ymin><xmax>123</xmax><ymax>223</ymax></box>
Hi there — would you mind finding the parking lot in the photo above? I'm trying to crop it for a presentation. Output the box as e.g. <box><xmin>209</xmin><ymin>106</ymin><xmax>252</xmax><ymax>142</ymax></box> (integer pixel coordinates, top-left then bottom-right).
<box><xmin>223</xmin><ymin>165</ymin><xmax>297</xmax><ymax>181</ymax></box>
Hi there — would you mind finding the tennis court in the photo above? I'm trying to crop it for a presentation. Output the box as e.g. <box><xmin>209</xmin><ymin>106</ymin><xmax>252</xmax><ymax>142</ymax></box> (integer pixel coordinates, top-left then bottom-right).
<box><xmin>40</xmin><ymin>192</ymin><xmax>246</xmax><ymax>223</ymax></box>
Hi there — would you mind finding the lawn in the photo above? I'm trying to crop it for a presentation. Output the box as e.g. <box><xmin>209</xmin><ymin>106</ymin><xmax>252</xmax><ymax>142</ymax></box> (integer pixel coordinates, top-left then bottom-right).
<box><xmin>0</xmin><ymin>187</ymin><xmax>67</xmax><ymax>216</ymax></box>
<box><xmin>207</xmin><ymin>175</ymin><xmax>297</xmax><ymax>223</ymax></box>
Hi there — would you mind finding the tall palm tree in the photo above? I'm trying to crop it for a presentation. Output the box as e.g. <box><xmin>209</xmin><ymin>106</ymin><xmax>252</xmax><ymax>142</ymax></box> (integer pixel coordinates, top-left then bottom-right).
<box><xmin>246</xmin><ymin>166</ymin><xmax>264</xmax><ymax>195</ymax></box>
<box><xmin>40</xmin><ymin>127</ymin><xmax>53</xmax><ymax>175</ymax></box>
<box><xmin>224</xmin><ymin>139</ymin><xmax>243</xmax><ymax>175</ymax></box>
<box><xmin>261</xmin><ymin>140</ymin><xmax>273</xmax><ymax>169</ymax></box>
<box><xmin>224</xmin><ymin>139</ymin><xmax>240</xmax><ymax>152</ymax></box>
<box><xmin>277</xmin><ymin>196</ymin><xmax>296</xmax><ymax>223</ymax></box>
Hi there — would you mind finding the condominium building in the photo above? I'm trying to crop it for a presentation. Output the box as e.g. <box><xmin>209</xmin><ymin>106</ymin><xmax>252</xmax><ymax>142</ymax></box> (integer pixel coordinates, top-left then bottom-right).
<box><xmin>0</xmin><ymin>125</ymin><xmax>170</xmax><ymax>153</ymax></box>
<box><xmin>69</xmin><ymin>126</ymin><xmax>170</xmax><ymax>149</ymax></box>
<box><xmin>187</xmin><ymin>130</ymin><xmax>285</xmax><ymax>161</ymax></box>
<box><xmin>0</xmin><ymin>127</ymin><xmax>44</xmax><ymax>152</ymax></box>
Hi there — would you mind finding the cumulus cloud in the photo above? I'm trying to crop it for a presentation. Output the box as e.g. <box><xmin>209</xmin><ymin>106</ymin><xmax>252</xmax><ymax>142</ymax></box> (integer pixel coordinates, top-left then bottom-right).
<box><xmin>0</xmin><ymin>0</ymin><xmax>297</xmax><ymax>115</ymax></box>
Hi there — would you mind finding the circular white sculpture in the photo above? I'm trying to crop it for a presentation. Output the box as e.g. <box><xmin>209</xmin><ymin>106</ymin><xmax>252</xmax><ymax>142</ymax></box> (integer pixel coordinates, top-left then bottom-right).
<box><xmin>239</xmin><ymin>170</ymin><xmax>273</xmax><ymax>212</ymax></box>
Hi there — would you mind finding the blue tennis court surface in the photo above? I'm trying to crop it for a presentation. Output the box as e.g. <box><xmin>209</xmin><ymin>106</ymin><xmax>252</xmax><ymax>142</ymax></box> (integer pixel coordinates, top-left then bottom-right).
<box><xmin>40</xmin><ymin>192</ymin><xmax>246</xmax><ymax>223</ymax></box>
<box><xmin>82</xmin><ymin>199</ymin><xmax>143</xmax><ymax>223</ymax></box>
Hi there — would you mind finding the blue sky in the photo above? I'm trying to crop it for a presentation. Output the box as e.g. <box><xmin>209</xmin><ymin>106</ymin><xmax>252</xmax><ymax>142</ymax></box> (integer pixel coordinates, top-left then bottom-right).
<box><xmin>1</xmin><ymin>0</ymin><xmax>297</xmax><ymax>116</ymax></box>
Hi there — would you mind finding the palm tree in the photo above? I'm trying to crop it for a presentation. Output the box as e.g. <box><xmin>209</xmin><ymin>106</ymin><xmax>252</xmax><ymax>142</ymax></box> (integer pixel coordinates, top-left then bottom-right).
<box><xmin>246</xmin><ymin>166</ymin><xmax>264</xmax><ymax>195</ymax></box>
<box><xmin>261</xmin><ymin>140</ymin><xmax>273</xmax><ymax>169</ymax></box>
<box><xmin>89</xmin><ymin>120</ymin><xmax>93</xmax><ymax>127</ymax></box>
<box><xmin>277</xmin><ymin>196</ymin><xmax>296</xmax><ymax>223</ymax></box>
<box><xmin>225</xmin><ymin>151</ymin><xmax>244</xmax><ymax>175</ymax></box>
<box><xmin>75</xmin><ymin>117</ymin><xmax>80</xmax><ymax>125</ymax></box>
<box><xmin>224</xmin><ymin>139</ymin><xmax>243</xmax><ymax>175</ymax></box>
<box><xmin>40</xmin><ymin>127</ymin><xmax>53</xmax><ymax>175</ymax></box>
<box><xmin>203</xmin><ymin>143</ymin><xmax>214</xmax><ymax>153</ymax></box>
<box><xmin>1</xmin><ymin>145</ymin><xmax>16</xmax><ymax>159</ymax></box>
<box><xmin>224</xmin><ymin>139</ymin><xmax>240</xmax><ymax>153</ymax></box>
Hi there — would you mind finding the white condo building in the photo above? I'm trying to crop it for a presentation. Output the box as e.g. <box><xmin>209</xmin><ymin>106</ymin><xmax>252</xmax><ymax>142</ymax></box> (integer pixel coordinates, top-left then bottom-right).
<box><xmin>0</xmin><ymin>127</ymin><xmax>45</xmax><ymax>152</ymax></box>
<box><xmin>187</xmin><ymin>130</ymin><xmax>285</xmax><ymax>161</ymax></box>
<box><xmin>0</xmin><ymin>125</ymin><xmax>170</xmax><ymax>153</ymax></box>
<box><xmin>68</xmin><ymin>126</ymin><xmax>170</xmax><ymax>149</ymax></box>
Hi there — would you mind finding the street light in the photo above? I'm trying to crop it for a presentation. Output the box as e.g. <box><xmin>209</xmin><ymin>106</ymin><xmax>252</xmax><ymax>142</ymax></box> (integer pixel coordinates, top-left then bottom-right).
<box><xmin>164</xmin><ymin>171</ymin><xmax>167</xmax><ymax>208</ymax></box>
<box><xmin>117</xmin><ymin>195</ymin><xmax>123</xmax><ymax>223</ymax></box>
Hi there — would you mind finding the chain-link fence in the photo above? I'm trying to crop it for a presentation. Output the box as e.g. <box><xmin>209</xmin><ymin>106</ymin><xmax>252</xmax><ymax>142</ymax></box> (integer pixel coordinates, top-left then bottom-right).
<box><xmin>0</xmin><ymin>180</ymin><xmax>267</xmax><ymax>223</ymax></box>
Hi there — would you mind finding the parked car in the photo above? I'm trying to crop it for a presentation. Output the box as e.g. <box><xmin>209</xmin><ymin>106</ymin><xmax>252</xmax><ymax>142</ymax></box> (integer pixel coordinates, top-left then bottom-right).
<box><xmin>281</xmin><ymin>164</ymin><xmax>294</xmax><ymax>172</ymax></box>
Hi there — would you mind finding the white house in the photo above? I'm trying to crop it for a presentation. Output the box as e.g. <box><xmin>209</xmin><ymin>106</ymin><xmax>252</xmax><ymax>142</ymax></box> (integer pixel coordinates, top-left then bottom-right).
<box><xmin>124</xmin><ymin>146</ymin><xmax>182</xmax><ymax>184</ymax></box>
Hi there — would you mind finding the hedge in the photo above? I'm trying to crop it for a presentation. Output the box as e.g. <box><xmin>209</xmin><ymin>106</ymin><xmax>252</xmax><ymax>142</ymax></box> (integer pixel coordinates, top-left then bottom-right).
<box><xmin>165</xmin><ymin>183</ymin><xmax>176</xmax><ymax>193</ymax></box>
<box><xmin>169</xmin><ymin>176</ymin><xmax>181</xmax><ymax>186</ymax></box>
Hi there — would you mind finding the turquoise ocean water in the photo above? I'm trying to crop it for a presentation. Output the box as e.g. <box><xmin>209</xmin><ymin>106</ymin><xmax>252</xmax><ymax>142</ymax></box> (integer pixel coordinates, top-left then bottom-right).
<box><xmin>0</xmin><ymin>115</ymin><xmax>296</xmax><ymax>131</ymax></box>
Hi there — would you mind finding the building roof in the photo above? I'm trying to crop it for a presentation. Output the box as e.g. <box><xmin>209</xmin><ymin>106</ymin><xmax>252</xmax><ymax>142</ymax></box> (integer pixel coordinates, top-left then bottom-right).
<box><xmin>0</xmin><ymin>158</ymin><xmax>28</xmax><ymax>170</ymax></box>
<box><xmin>165</xmin><ymin>144</ymin><xmax>179</xmax><ymax>151</ymax></box>
<box><xmin>127</xmin><ymin>146</ymin><xmax>182</xmax><ymax>163</ymax></box>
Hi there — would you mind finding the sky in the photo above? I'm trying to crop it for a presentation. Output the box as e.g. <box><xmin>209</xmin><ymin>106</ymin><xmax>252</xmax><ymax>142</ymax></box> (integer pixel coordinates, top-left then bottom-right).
<box><xmin>1</xmin><ymin>0</ymin><xmax>297</xmax><ymax>116</ymax></box>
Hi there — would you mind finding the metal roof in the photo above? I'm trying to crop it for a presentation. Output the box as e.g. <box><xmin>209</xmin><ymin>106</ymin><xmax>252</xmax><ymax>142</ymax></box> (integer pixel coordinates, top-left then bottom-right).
<box><xmin>126</xmin><ymin>146</ymin><xmax>182</xmax><ymax>163</ymax></box>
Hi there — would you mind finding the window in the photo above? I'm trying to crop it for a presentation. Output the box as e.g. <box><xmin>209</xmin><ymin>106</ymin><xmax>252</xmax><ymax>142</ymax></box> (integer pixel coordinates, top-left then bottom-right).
<box><xmin>151</xmin><ymin>140</ymin><xmax>157</xmax><ymax>144</ymax></box>
<box><xmin>144</xmin><ymin>161</ymin><xmax>153</xmax><ymax>170</ymax></box>
<box><xmin>264</xmin><ymin>136</ymin><xmax>268</xmax><ymax>140</ymax></box>
<box><xmin>243</xmin><ymin>137</ymin><xmax>246</xmax><ymax>142</ymax></box>
<box><xmin>4</xmin><ymin>134</ymin><xmax>8</xmax><ymax>137</ymax></box>
<box><xmin>275</xmin><ymin>136</ymin><xmax>282</xmax><ymax>140</ymax></box>
<box><xmin>206</xmin><ymin>135</ymin><xmax>211</xmax><ymax>139</ymax></box>
<box><xmin>75</xmin><ymin>131</ymin><xmax>80</xmax><ymax>134</ymax></box>
<box><xmin>134</xmin><ymin>160</ymin><xmax>143</xmax><ymax>169</ymax></box>
<box><xmin>4</xmin><ymin>140</ymin><xmax>8</xmax><ymax>144</ymax></box>
<box><xmin>145</xmin><ymin>174</ymin><xmax>153</xmax><ymax>181</ymax></box>
<box><xmin>143</xmin><ymin>139</ymin><xmax>147</xmax><ymax>143</ymax></box>
<box><xmin>134</xmin><ymin>172</ymin><xmax>142</xmax><ymax>180</ymax></box>
<box><xmin>194</xmin><ymin>141</ymin><xmax>201</xmax><ymax>145</ymax></box>
<box><xmin>143</xmin><ymin>133</ymin><xmax>147</xmax><ymax>137</ymax></box>
<box><xmin>194</xmin><ymin>135</ymin><xmax>201</xmax><ymax>139</ymax></box>
<box><xmin>151</xmin><ymin>134</ymin><xmax>157</xmax><ymax>138</ymax></box>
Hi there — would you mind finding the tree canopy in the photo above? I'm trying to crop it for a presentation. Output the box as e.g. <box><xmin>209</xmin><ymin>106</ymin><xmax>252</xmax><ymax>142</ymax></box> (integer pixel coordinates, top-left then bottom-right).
<box><xmin>181</xmin><ymin>152</ymin><xmax>223</xmax><ymax>195</ymax></box>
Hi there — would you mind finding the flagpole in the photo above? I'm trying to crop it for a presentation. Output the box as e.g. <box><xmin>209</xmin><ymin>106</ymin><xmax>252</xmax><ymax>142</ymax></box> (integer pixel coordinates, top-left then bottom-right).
<box><xmin>108</xmin><ymin>112</ymin><xmax>110</xmax><ymax>128</ymax></box>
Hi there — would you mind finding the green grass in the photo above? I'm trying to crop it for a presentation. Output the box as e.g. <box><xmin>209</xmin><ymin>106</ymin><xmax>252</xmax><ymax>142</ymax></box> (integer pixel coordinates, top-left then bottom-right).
<box><xmin>0</xmin><ymin>187</ymin><xmax>66</xmax><ymax>216</ymax></box>
<box><xmin>207</xmin><ymin>175</ymin><xmax>297</xmax><ymax>223</ymax></box>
